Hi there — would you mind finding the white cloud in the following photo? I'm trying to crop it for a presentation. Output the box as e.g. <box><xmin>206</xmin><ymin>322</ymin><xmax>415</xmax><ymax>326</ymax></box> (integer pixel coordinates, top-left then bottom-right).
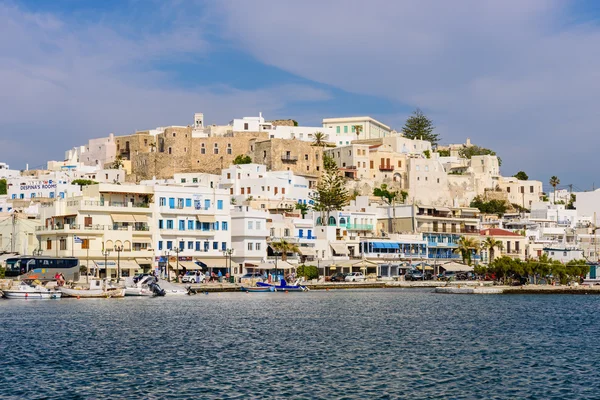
<box><xmin>215</xmin><ymin>0</ymin><xmax>600</xmax><ymax>186</ymax></box>
<box><xmin>0</xmin><ymin>4</ymin><xmax>330</xmax><ymax>167</ymax></box>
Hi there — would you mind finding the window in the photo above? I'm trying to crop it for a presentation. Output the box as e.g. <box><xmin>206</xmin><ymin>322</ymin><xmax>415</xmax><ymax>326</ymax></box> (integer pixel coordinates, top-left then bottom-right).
<box><xmin>169</xmin><ymin>198</ymin><xmax>175</xmax><ymax>209</ymax></box>
<box><xmin>188</xmin><ymin>220</ymin><xmax>194</xmax><ymax>230</ymax></box>
<box><xmin>244</xmin><ymin>123</ymin><xmax>249</xmax><ymax>130</ymax></box>
<box><xmin>47</xmin><ymin>239</ymin><xmax>52</xmax><ymax>250</ymax></box>
<box><xmin>256</xmin><ymin>221</ymin><xmax>261</xmax><ymax>230</ymax></box>
<box><xmin>222</xmin><ymin>222</ymin><xmax>228</xmax><ymax>231</ymax></box>
<box><xmin>158</xmin><ymin>241</ymin><xmax>163</xmax><ymax>251</ymax></box>
<box><xmin>159</xmin><ymin>197</ymin><xmax>166</xmax><ymax>206</ymax></box>
<box><xmin>173</xmin><ymin>132</ymin><xmax>176</xmax><ymax>137</ymax></box>
<box><xmin>214</xmin><ymin>148</ymin><xmax>219</xmax><ymax>155</ymax></box>
<box><xmin>159</xmin><ymin>220</ymin><xmax>164</xmax><ymax>229</ymax></box>
<box><xmin>370</xmin><ymin>160</ymin><xmax>374</xmax><ymax>169</ymax></box>
<box><xmin>282</xmin><ymin>188</ymin><xmax>286</xmax><ymax>195</ymax></box>
<box><xmin>179</xmin><ymin>220</ymin><xmax>185</xmax><ymax>231</ymax></box>
<box><xmin>299</xmin><ymin>229</ymin><xmax>304</xmax><ymax>238</ymax></box>
<box><xmin>507</xmin><ymin>187</ymin><xmax>511</xmax><ymax>193</ymax></box>
<box><xmin>179</xmin><ymin>241</ymin><xmax>184</xmax><ymax>250</ymax></box>
<box><xmin>248</xmin><ymin>242</ymin><xmax>254</xmax><ymax>251</ymax></box>
<box><xmin>284</xmin><ymin>228</ymin><xmax>290</xmax><ymax>236</ymax></box>
<box><xmin>177</xmin><ymin>198</ymin><xmax>184</xmax><ymax>208</ymax></box>
<box><xmin>188</xmin><ymin>241</ymin><xmax>194</xmax><ymax>250</ymax></box>
<box><xmin>167</xmin><ymin>241</ymin><xmax>173</xmax><ymax>250</ymax></box>
<box><xmin>222</xmin><ymin>242</ymin><xmax>227</xmax><ymax>251</ymax></box>
<box><xmin>227</xmin><ymin>148</ymin><xmax>232</xmax><ymax>155</ymax></box>
<box><xmin>214</xmin><ymin>221</ymin><xmax>219</xmax><ymax>231</ymax></box>
<box><xmin>217</xmin><ymin>200</ymin><xmax>223</xmax><ymax>210</ymax></box>
<box><xmin>168</xmin><ymin>147</ymin><xmax>172</xmax><ymax>155</ymax></box>
<box><xmin>344</xmin><ymin>126</ymin><xmax>348</xmax><ymax>133</ymax></box>
<box><xmin>248</xmin><ymin>221</ymin><xmax>254</xmax><ymax>230</ymax></box>
<box><xmin>530</xmin><ymin>186</ymin><xmax>534</xmax><ymax>193</ymax></box>
<box><xmin>84</xmin><ymin>217</ymin><xmax>92</xmax><ymax>227</ymax></box>
<box><xmin>204</xmin><ymin>199</ymin><xmax>210</xmax><ymax>209</ymax></box>
<box><xmin>202</xmin><ymin>222</ymin><xmax>211</xmax><ymax>231</ymax></box>
<box><xmin>201</xmin><ymin>148</ymin><xmax>205</xmax><ymax>154</ymax></box>
<box><xmin>166</xmin><ymin>220</ymin><xmax>174</xmax><ymax>229</ymax></box>
<box><xmin>195</xmin><ymin>242</ymin><xmax>201</xmax><ymax>251</ymax></box>
<box><xmin>256</xmin><ymin>243</ymin><xmax>261</xmax><ymax>251</ymax></box>
<box><xmin>213</xmin><ymin>242</ymin><xmax>218</xmax><ymax>250</ymax></box>
<box><xmin>204</xmin><ymin>241</ymin><xmax>209</xmax><ymax>252</ymax></box>
<box><xmin>192</xmin><ymin>178</ymin><xmax>198</xmax><ymax>183</ymax></box>
<box><xmin>60</xmin><ymin>239</ymin><xmax>67</xmax><ymax>250</ymax></box>
<box><xmin>227</xmin><ymin>173</ymin><xmax>231</xmax><ymax>179</ymax></box>
<box><xmin>305</xmin><ymin>154</ymin><xmax>309</xmax><ymax>160</ymax></box>
<box><xmin>185</xmin><ymin>198</ymin><xmax>192</xmax><ymax>207</ymax></box>
<box><xmin>336</xmin><ymin>126</ymin><xmax>340</xmax><ymax>133</ymax></box>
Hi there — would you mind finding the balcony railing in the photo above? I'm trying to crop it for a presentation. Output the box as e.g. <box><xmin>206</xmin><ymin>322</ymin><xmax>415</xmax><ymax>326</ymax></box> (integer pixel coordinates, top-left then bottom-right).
<box><xmin>379</xmin><ymin>165</ymin><xmax>394</xmax><ymax>171</ymax></box>
<box><xmin>81</xmin><ymin>200</ymin><xmax>150</xmax><ymax>208</ymax></box>
<box><xmin>346</xmin><ymin>224</ymin><xmax>374</xmax><ymax>231</ymax></box>
<box><xmin>281</xmin><ymin>154</ymin><xmax>298</xmax><ymax>162</ymax></box>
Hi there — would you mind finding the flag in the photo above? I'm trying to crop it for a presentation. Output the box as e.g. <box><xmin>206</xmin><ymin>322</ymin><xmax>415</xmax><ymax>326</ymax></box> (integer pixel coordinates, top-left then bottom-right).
<box><xmin>74</xmin><ymin>236</ymin><xmax>83</xmax><ymax>244</ymax></box>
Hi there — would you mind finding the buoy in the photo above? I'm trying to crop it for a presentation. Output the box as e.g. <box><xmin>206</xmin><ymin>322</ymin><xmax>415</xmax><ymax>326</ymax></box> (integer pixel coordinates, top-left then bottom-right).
<box><xmin>285</xmin><ymin>290</ymin><xmax>289</xmax><ymax>294</ymax></box>
<box><xmin>25</xmin><ymin>293</ymin><xmax>28</xmax><ymax>298</ymax></box>
<box><xmin>77</xmin><ymin>296</ymin><xmax>80</xmax><ymax>299</ymax></box>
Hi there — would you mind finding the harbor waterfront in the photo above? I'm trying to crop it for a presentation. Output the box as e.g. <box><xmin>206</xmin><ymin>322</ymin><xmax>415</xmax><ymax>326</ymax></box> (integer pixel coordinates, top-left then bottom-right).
<box><xmin>1</xmin><ymin>289</ymin><xmax>599</xmax><ymax>399</ymax></box>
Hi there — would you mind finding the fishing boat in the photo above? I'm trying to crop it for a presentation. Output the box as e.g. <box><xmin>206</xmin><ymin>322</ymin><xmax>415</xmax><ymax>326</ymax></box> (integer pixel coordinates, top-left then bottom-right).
<box><xmin>241</xmin><ymin>286</ymin><xmax>276</xmax><ymax>293</ymax></box>
<box><xmin>2</xmin><ymin>281</ymin><xmax>62</xmax><ymax>299</ymax></box>
<box><xmin>59</xmin><ymin>279</ymin><xmax>125</xmax><ymax>298</ymax></box>
<box><xmin>256</xmin><ymin>278</ymin><xmax>308</xmax><ymax>292</ymax></box>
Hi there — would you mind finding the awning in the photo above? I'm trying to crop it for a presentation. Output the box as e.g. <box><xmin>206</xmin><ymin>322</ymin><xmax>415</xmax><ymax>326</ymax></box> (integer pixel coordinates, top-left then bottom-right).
<box><xmin>416</xmin><ymin>265</ymin><xmax>434</xmax><ymax>271</ymax></box>
<box><xmin>133</xmin><ymin>215</ymin><xmax>149</xmax><ymax>223</ymax></box>
<box><xmin>441</xmin><ymin>262</ymin><xmax>473</xmax><ymax>272</ymax></box>
<box><xmin>135</xmin><ymin>258</ymin><xmax>153</xmax><ymax>265</ymax></box>
<box><xmin>196</xmin><ymin>215</ymin><xmax>216</xmax><ymax>223</ymax></box>
<box><xmin>256</xmin><ymin>261</ymin><xmax>295</xmax><ymax>270</ymax></box>
<box><xmin>199</xmin><ymin>258</ymin><xmax>227</xmax><ymax>268</ymax></box>
<box><xmin>330</xmin><ymin>243</ymin><xmax>349</xmax><ymax>255</ymax></box>
<box><xmin>133</xmin><ymin>239</ymin><xmax>153</xmax><ymax>245</ymax></box>
<box><xmin>169</xmin><ymin>260</ymin><xmax>201</xmax><ymax>271</ymax></box>
<box><xmin>111</xmin><ymin>214</ymin><xmax>136</xmax><ymax>223</ymax></box>
<box><xmin>461</xmin><ymin>208</ymin><xmax>480</xmax><ymax>213</ymax></box>
<box><xmin>351</xmin><ymin>260</ymin><xmax>379</xmax><ymax>268</ymax></box>
<box><xmin>435</xmin><ymin>207</ymin><xmax>451</xmax><ymax>213</ymax></box>
<box><xmin>115</xmin><ymin>260</ymin><xmax>140</xmax><ymax>270</ymax></box>
<box><xmin>298</xmin><ymin>247</ymin><xmax>317</xmax><ymax>256</ymax></box>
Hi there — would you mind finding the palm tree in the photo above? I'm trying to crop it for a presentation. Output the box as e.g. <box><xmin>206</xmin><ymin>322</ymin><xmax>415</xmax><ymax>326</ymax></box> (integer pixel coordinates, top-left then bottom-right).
<box><xmin>313</xmin><ymin>131</ymin><xmax>327</xmax><ymax>147</ymax></box>
<box><xmin>271</xmin><ymin>239</ymin><xmax>300</xmax><ymax>261</ymax></box>
<box><xmin>549</xmin><ymin>176</ymin><xmax>560</xmax><ymax>204</ymax></box>
<box><xmin>481</xmin><ymin>237</ymin><xmax>503</xmax><ymax>263</ymax></box>
<box><xmin>353</xmin><ymin>125</ymin><xmax>363</xmax><ymax>140</ymax></box>
<box><xmin>453</xmin><ymin>236</ymin><xmax>480</xmax><ymax>265</ymax></box>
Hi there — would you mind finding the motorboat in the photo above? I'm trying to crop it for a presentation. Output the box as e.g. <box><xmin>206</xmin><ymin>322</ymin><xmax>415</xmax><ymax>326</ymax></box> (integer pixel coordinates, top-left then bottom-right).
<box><xmin>59</xmin><ymin>279</ymin><xmax>125</xmax><ymax>298</ymax></box>
<box><xmin>256</xmin><ymin>278</ymin><xmax>308</xmax><ymax>292</ymax></box>
<box><xmin>123</xmin><ymin>276</ymin><xmax>166</xmax><ymax>297</ymax></box>
<box><xmin>156</xmin><ymin>279</ymin><xmax>189</xmax><ymax>296</ymax></box>
<box><xmin>2</xmin><ymin>281</ymin><xmax>62</xmax><ymax>299</ymax></box>
<box><xmin>241</xmin><ymin>286</ymin><xmax>276</xmax><ymax>293</ymax></box>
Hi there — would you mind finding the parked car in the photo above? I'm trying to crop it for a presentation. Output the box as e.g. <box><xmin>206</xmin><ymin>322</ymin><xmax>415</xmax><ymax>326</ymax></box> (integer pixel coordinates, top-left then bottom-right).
<box><xmin>406</xmin><ymin>269</ymin><xmax>424</xmax><ymax>281</ymax></box>
<box><xmin>329</xmin><ymin>272</ymin><xmax>347</xmax><ymax>282</ymax></box>
<box><xmin>345</xmin><ymin>272</ymin><xmax>365</xmax><ymax>282</ymax></box>
<box><xmin>181</xmin><ymin>271</ymin><xmax>206</xmax><ymax>283</ymax></box>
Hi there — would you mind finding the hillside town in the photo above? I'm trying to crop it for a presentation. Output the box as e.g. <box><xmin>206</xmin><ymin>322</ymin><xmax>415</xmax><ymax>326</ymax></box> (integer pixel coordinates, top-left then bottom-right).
<box><xmin>1</xmin><ymin>111</ymin><xmax>598</xmax><ymax>282</ymax></box>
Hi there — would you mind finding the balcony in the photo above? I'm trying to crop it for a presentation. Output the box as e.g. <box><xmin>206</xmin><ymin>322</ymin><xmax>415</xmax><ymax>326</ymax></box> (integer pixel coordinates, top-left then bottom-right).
<box><xmin>78</xmin><ymin>200</ymin><xmax>151</xmax><ymax>211</ymax></box>
<box><xmin>346</xmin><ymin>224</ymin><xmax>374</xmax><ymax>231</ymax></box>
<box><xmin>379</xmin><ymin>165</ymin><xmax>394</xmax><ymax>171</ymax></box>
<box><xmin>281</xmin><ymin>154</ymin><xmax>298</xmax><ymax>162</ymax></box>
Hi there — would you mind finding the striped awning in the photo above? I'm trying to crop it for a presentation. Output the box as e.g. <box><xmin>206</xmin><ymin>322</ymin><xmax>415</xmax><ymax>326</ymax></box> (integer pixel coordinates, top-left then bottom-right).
<box><xmin>196</xmin><ymin>215</ymin><xmax>216</xmax><ymax>223</ymax></box>
<box><xmin>133</xmin><ymin>215</ymin><xmax>149</xmax><ymax>223</ymax></box>
<box><xmin>330</xmin><ymin>243</ymin><xmax>349</xmax><ymax>255</ymax></box>
<box><xmin>111</xmin><ymin>214</ymin><xmax>136</xmax><ymax>223</ymax></box>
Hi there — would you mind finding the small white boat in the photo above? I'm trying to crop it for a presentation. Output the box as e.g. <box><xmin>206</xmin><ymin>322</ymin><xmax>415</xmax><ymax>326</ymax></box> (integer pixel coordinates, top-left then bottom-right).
<box><xmin>59</xmin><ymin>279</ymin><xmax>125</xmax><ymax>298</ymax></box>
<box><xmin>2</xmin><ymin>282</ymin><xmax>62</xmax><ymax>299</ymax></box>
<box><xmin>123</xmin><ymin>276</ymin><xmax>163</xmax><ymax>297</ymax></box>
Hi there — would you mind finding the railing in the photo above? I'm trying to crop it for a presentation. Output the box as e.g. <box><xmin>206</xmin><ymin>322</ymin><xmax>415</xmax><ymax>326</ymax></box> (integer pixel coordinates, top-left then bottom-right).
<box><xmin>379</xmin><ymin>165</ymin><xmax>394</xmax><ymax>171</ymax></box>
<box><xmin>81</xmin><ymin>200</ymin><xmax>150</xmax><ymax>208</ymax></box>
<box><xmin>346</xmin><ymin>224</ymin><xmax>374</xmax><ymax>231</ymax></box>
<box><xmin>36</xmin><ymin>224</ymin><xmax>114</xmax><ymax>231</ymax></box>
<box><xmin>281</xmin><ymin>154</ymin><xmax>298</xmax><ymax>162</ymax></box>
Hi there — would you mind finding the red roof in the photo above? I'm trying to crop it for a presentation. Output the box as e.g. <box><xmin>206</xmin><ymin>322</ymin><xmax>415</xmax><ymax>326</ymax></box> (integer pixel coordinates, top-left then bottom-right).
<box><xmin>480</xmin><ymin>228</ymin><xmax>522</xmax><ymax>237</ymax></box>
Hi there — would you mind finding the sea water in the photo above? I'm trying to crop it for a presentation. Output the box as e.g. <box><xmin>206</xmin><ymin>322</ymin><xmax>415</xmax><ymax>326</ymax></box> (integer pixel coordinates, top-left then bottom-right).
<box><xmin>1</xmin><ymin>289</ymin><xmax>599</xmax><ymax>399</ymax></box>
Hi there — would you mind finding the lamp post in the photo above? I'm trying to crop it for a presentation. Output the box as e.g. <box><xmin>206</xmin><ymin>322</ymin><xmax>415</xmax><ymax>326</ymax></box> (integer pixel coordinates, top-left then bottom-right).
<box><xmin>173</xmin><ymin>246</ymin><xmax>181</xmax><ymax>282</ymax></box>
<box><xmin>164</xmin><ymin>249</ymin><xmax>171</xmax><ymax>281</ymax></box>
<box><xmin>33</xmin><ymin>248</ymin><xmax>43</xmax><ymax>256</ymax></box>
<box><xmin>115</xmin><ymin>245</ymin><xmax>123</xmax><ymax>283</ymax></box>
<box><xmin>102</xmin><ymin>249</ymin><xmax>110</xmax><ymax>279</ymax></box>
<box><xmin>222</xmin><ymin>248</ymin><xmax>233</xmax><ymax>281</ymax></box>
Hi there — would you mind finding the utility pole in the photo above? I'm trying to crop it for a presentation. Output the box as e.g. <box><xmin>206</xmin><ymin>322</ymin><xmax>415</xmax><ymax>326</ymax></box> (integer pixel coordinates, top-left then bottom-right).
<box><xmin>11</xmin><ymin>213</ymin><xmax>16</xmax><ymax>253</ymax></box>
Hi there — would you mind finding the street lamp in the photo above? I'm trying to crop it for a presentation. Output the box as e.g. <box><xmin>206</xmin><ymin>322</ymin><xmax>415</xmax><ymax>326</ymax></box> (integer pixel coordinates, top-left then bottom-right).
<box><xmin>164</xmin><ymin>249</ymin><xmax>171</xmax><ymax>281</ymax></box>
<box><xmin>115</xmin><ymin>245</ymin><xmax>123</xmax><ymax>283</ymax></box>
<box><xmin>173</xmin><ymin>246</ymin><xmax>181</xmax><ymax>282</ymax></box>
<box><xmin>222</xmin><ymin>248</ymin><xmax>233</xmax><ymax>281</ymax></box>
<box><xmin>102</xmin><ymin>249</ymin><xmax>110</xmax><ymax>279</ymax></box>
<box><xmin>33</xmin><ymin>248</ymin><xmax>43</xmax><ymax>256</ymax></box>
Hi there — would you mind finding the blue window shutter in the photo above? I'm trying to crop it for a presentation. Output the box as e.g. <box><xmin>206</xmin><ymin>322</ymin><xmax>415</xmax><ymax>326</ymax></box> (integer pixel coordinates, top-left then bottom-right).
<box><xmin>204</xmin><ymin>199</ymin><xmax>210</xmax><ymax>209</ymax></box>
<box><xmin>217</xmin><ymin>200</ymin><xmax>223</xmax><ymax>210</ymax></box>
<box><xmin>185</xmin><ymin>198</ymin><xmax>192</xmax><ymax>207</ymax></box>
<box><xmin>169</xmin><ymin>198</ymin><xmax>175</xmax><ymax>209</ymax></box>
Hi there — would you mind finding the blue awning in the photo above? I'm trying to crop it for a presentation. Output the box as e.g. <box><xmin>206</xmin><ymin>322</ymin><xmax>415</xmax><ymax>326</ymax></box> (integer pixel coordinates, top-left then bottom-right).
<box><xmin>371</xmin><ymin>242</ymin><xmax>385</xmax><ymax>249</ymax></box>
<box><xmin>387</xmin><ymin>243</ymin><xmax>400</xmax><ymax>249</ymax></box>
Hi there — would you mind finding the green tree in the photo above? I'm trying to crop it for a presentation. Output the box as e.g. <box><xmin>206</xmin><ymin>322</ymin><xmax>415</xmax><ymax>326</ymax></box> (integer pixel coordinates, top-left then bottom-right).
<box><xmin>296</xmin><ymin>265</ymin><xmax>319</xmax><ymax>280</ymax></box>
<box><xmin>295</xmin><ymin>202</ymin><xmax>310</xmax><ymax>218</ymax></box>
<box><xmin>0</xmin><ymin>179</ymin><xmax>6</xmax><ymax>195</ymax></box>
<box><xmin>373</xmin><ymin>184</ymin><xmax>398</xmax><ymax>204</ymax></box>
<box><xmin>549</xmin><ymin>176</ymin><xmax>560</xmax><ymax>204</ymax></box>
<box><xmin>423</xmin><ymin>150</ymin><xmax>431</xmax><ymax>159</ymax></box>
<box><xmin>311</xmin><ymin>154</ymin><xmax>349</xmax><ymax>225</ymax></box>
<box><xmin>481</xmin><ymin>237</ymin><xmax>504</xmax><ymax>263</ymax></box>
<box><xmin>459</xmin><ymin>145</ymin><xmax>502</xmax><ymax>166</ymax></box>
<box><xmin>437</xmin><ymin>149</ymin><xmax>450</xmax><ymax>157</ymax></box>
<box><xmin>453</xmin><ymin>236</ymin><xmax>480</xmax><ymax>265</ymax></box>
<box><xmin>312</xmin><ymin>131</ymin><xmax>327</xmax><ymax>147</ymax></box>
<box><xmin>513</xmin><ymin>171</ymin><xmax>529</xmax><ymax>180</ymax></box>
<box><xmin>352</xmin><ymin>125</ymin><xmax>363</xmax><ymax>140</ymax></box>
<box><xmin>112</xmin><ymin>155</ymin><xmax>124</xmax><ymax>169</ymax></box>
<box><xmin>402</xmin><ymin>108</ymin><xmax>439</xmax><ymax>146</ymax></box>
<box><xmin>71</xmin><ymin>179</ymin><xmax>98</xmax><ymax>188</ymax></box>
<box><xmin>271</xmin><ymin>239</ymin><xmax>300</xmax><ymax>262</ymax></box>
<box><xmin>233</xmin><ymin>155</ymin><xmax>252</xmax><ymax>164</ymax></box>
<box><xmin>470</xmin><ymin>196</ymin><xmax>508</xmax><ymax>216</ymax></box>
<box><xmin>566</xmin><ymin>193</ymin><xmax>576</xmax><ymax>210</ymax></box>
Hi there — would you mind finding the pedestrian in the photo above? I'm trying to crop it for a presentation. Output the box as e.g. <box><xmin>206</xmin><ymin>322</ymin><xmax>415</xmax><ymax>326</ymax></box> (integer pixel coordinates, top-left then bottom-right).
<box><xmin>217</xmin><ymin>270</ymin><xmax>223</xmax><ymax>282</ymax></box>
<box><xmin>195</xmin><ymin>270</ymin><xmax>200</xmax><ymax>284</ymax></box>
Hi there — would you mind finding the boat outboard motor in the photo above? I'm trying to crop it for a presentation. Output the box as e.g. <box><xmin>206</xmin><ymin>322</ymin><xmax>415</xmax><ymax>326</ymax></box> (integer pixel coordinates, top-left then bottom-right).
<box><xmin>148</xmin><ymin>281</ymin><xmax>166</xmax><ymax>296</ymax></box>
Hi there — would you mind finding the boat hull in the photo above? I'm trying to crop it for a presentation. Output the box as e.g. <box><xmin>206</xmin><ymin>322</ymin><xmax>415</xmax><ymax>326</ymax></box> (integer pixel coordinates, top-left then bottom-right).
<box><xmin>256</xmin><ymin>282</ymin><xmax>307</xmax><ymax>292</ymax></box>
<box><xmin>2</xmin><ymin>291</ymin><xmax>62</xmax><ymax>299</ymax></box>
<box><xmin>59</xmin><ymin>287</ymin><xmax>125</xmax><ymax>298</ymax></box>
<box><xmin>123</xmin><ymin>288</ymin><xmax>155</xmax><ymax>297</ymax></box>
<box><xmin>241</xmin><ymin>286</ymin><xmax>276</xmax><ymax>292</ymax></box>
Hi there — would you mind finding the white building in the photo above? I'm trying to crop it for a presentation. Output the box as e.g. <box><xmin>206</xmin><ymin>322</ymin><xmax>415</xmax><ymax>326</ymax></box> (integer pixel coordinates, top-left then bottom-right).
<box><xmin>64</xmin><ymin>134</ymin><xmax>117</xmax><ymax>168</ymax></box>
<box><xmin>149</xmin><ymin>183</ymin><xmax>232</xmax><ymax>276</ymax></box>
<box><xmin>0</xmin><ymin>211</ymin><xmax>42</xmax><ymax>255</ymax></box>
<box><xmin>322</xmin><ymin>116</ymin><xmax>392</xmax><ymax>140</ymax></box>
<box><xmin>7</xmin><ymin>172</ymin><xmax>81</xmax><ymax>200</ymax></box>
<box><xmin>0</xmin><ymin>162</ymin><xmax>21</xmax><ymax>179</ymax></box>
<box><xmin>231</xmin><ymin>205</ymin><xmax>269</xmax><ymax>274</ymax></box>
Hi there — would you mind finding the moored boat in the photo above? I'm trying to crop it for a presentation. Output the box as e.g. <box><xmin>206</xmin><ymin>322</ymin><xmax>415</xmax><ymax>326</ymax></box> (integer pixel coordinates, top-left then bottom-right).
<box><xmin>2</xmin><ymin>282</ymin><xmax>62</xmax><ymax>299</ymax></box>
<box><xmin>59</xmin><ymin>279</ymin><xmax>125</xmax><ymax>298</ymax></box>
<box><xmin>256</xmin><ymin>278</ymin><xmax>308</xmax><ymax>292</ymax></box>
<box><xmin>241</xmin><ymin>286</ymin><xmax>276</xmax><ymax>293</ymax></box>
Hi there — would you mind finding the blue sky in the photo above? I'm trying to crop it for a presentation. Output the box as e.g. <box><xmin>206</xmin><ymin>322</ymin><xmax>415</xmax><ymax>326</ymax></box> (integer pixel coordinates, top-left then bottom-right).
<box><xmin>2</xmin><ymin>0</ymin><xmax>600</xmax><ymax>191</ymax></box>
